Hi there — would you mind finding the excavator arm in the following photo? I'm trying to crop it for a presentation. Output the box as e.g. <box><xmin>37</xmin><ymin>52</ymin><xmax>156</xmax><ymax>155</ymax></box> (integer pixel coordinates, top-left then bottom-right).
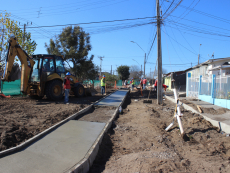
<box><xmin>2</xmin><ymin>36</ymin><xmax>35</xmax><ymax>94</ymax></box>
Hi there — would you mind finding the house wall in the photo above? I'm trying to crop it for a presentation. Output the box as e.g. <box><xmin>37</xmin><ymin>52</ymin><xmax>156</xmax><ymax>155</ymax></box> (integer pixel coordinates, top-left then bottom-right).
<box><xmin>172</xmin><ymin>72</ymin><xmax>186</xmax><ymax>92</ymax></box>
<box><xmin>164</xmin><ymin>76</ymin><xmax>171</xmax><ymax>90</ymax></box>
<box><xmin>208</xmin><ymin>60</ymin><xmax>230</xmax><ymax>76</ymax></box>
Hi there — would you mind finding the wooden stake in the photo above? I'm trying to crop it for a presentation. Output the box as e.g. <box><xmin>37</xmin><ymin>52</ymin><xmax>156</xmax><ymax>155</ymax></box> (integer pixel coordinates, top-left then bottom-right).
<box><xmin>197</xmin><ymin>105</ymin><xmax>203</xmax><ymax>113</ymax></box>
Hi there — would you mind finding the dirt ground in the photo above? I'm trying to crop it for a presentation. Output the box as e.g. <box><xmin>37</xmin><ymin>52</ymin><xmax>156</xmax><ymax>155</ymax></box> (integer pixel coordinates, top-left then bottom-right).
<box><xmin>89</xmin><ymin>90</ymin><xmax>230</xmax><ymax>173</ymax></box>
<box><xmin>0</xmin><ymin>89</ymin><xmax>116</xmax><ymax>151</ymax></box>
<box><xmin>76</xmin><ymin>106</ymin><xmax>117</xmax><ymax>123</ymax></box>
<box><xmin>180</xmin><ymin>99</ymin><xmax>229</xmax><ymax>115</ymax></box>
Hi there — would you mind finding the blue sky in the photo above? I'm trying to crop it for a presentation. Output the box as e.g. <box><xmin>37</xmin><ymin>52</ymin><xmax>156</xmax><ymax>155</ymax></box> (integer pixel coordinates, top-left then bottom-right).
<box><xmin>1</xmin><ymin>0</ymin><xmax>230</xmax><ymax>77</ymax></box>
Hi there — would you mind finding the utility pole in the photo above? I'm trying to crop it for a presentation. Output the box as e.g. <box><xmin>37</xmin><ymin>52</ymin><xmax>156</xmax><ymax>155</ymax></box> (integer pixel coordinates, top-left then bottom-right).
<box><xmin>23</xmin><ymin>24</ymin><xmax>26</xmax><ymax>44</ymax></box>
<box><xmin>111</xmin><ymin>65</ymin><xmax>112</xmax><ymax>74</ymax></box>
<box><xmin>150</xmin><ymin>68</ymin><xmax>151</xmax><ymax>79</ymax></box>
<box><xmin>144</xmin><ymin>53</ymin><xmax>146</xmax><ymax>78</ymax></box>
<box><xmin>141</xmin><ymin>65</ymin><xmax>142</xmax><ymax>77</ymax></box>
<box><xmin>19</xmin><ymin>22</ymin><xmax>32</xmax><ymax>49</ymax></box>
<box><xmin>98</xmin><ymin>56</ymin><xmax>104</xmax><ymax>77</ymax></box>
<box><xmin>157</xmin><ymin>0</ymin><xmax>162</xmax><ymax>104</ymax></box>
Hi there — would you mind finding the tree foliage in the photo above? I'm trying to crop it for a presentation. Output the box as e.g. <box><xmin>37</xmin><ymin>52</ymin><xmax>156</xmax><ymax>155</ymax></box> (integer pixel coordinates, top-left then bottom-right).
<box><xmin>117</xmin><ymin>65</ymin><xmax>130</xmax><ymax>80</ymax></box>
<box><xmin>0</xmin><ymin>12</ymin><xmax>37</xmax><ymax>62</ymax></box>
<box><xmin>45</xmin><ymin>25</ymin><xmax>98</xmax><ymax>80</ymax></box>
<box><xmin>105</xmin><ymin>73</ymin><xmax>119</xmax><ymax>82</ymax></box>
<box><xmin>129</xmin><ymin>65</ymin><xmax>142</xmax><ymax>79</ymax></box>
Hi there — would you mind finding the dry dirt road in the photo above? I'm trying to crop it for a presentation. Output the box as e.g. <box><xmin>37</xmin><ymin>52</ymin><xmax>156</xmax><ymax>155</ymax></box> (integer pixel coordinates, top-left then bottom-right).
<box><xmin>90</xmin><ymin>90</ymin><xmax>230</xmax><ymax>173</ymax></box>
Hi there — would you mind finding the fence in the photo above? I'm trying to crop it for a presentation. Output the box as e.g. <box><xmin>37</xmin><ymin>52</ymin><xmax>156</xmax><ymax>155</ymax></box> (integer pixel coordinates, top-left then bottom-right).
<box><xmin>196</xmin><ymin>74</ymin><xmax>230</xmax><ymax>109</ymax></box>
<box><xmin>187</xmin><ymin>75</ymin><xmax>199</xmax><ymax>98</ymax></box>
<box><xmin>200</xmin><ymin>75</ymin><xmax>212</xmax><ymax>96</ymax></box>
<box><xmin>214</xmin><ymin>76</ymin><xmax>230</xmax><ymax>100</ymax></box>
<box><xmin>83</xmin><ymin>79</ymin><xmax>150</xmax><ymax>89</ymax></box>
<box><xmin>1</xmin><ymin>80</ymin><xmax>22</xmax><ymax>96</ymax></box>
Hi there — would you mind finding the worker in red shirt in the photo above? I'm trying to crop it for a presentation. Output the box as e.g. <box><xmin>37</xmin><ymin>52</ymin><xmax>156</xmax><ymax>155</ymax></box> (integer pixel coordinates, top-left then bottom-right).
<box><xmin>143</xmin><ymin>78</ymin><xmax>147</xmax><ymax>90</ymax></box>
<box><xmin>154</xmin><ymin>79</ymin><xmax>158</xmax><ymax>91</ymax></box>
<box><xmin>63</xmin><ymin>72</ymin><xmax>71</xmax><ymax>104</ymax></box>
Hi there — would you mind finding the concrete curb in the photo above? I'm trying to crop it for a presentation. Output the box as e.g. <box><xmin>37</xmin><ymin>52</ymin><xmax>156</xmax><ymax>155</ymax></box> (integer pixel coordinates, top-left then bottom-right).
<box><xmin>68</xmin><ymin>90</ymin><xmax>130</xmax><ymax>173</ymax></box>
<box><xmin>165</xmin><ymin>95</ymin><xmax>230</xmax><ymax>134</ymax></box>
<box><xmin>0</xmin><ymin>92</ymin><xmax>115</xmax><ymax>158</ymax></box>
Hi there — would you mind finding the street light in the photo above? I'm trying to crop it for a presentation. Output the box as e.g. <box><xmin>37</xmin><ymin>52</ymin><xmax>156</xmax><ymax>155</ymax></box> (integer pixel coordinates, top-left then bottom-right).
<box><xmin>132</xmin><ymin>59</ymin><xmax>140</xmax><ymax>65</ymax></box>
<box><xmin>131</xmin><ymin>41</ymin><xmax>146</xmax><ymax>78</ymax></box>
<box><xmin>198</xmin><ymin>44</ymin><xmax>202</xmax><ymax>65</ymax></box>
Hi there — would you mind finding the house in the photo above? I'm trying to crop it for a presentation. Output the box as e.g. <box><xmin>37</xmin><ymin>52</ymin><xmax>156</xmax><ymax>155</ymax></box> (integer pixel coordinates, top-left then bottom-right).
<box><xmin>163</xmin><ymin>69</ymin><xmax>192</xmax><ymax>92</ymax></box>
<box><xmin>186</xmin><ymin>57</ymin><xmax>230</xmax><ymax>109</ymax></box>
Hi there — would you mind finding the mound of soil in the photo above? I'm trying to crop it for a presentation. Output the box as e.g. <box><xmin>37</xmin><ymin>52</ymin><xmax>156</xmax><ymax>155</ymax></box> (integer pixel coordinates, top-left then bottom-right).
<box><xmin>90</xmin><ymin>91</ymin><xmax>230</xmax><ymax>173</ymax></box>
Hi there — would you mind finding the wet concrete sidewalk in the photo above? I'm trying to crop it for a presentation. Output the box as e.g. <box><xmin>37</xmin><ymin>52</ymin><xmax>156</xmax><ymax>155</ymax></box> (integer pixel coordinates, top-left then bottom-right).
<box><xmin>165</xmin><ymin>94</ymin><xmax>230</xmax><ymax>134</ymax></box>
<box><xmin>0</xmin><ymin>90</ymin><xmax>129</xmax><ymax>173</ymax></box>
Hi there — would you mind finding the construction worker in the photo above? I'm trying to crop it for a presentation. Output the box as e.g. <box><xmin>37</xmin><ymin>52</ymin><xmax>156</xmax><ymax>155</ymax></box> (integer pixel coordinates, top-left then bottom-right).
<box><xmin>140</xmin><ymin>78</ymin><xmax>143</xmax><ymax>89</ymax></box>
<box><xmin>131</xmin><ymin>78</ymin><xmax>135</xmax><ymax>91</ymax></box>
<box><xmin>154</xmin><ymin>79</ymin><xmax>158</xmax><ymax>91</ymax></box>
<box><xmin>63</xmin><ymin>72</ymin><xmax>71</xmax><ymax>104</ymax></box>
<box><xmin>143</xmin><ymin>78</ymin><xmax>147</xmax><ymax>90</ymax></box>
<box><xmin>101</xmin><ymin>75</ymin><xmax>106</xmax><ymax>95</ymax></box>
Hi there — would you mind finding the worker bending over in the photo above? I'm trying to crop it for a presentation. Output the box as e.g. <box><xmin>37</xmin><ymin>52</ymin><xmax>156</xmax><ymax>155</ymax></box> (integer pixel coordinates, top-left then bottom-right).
<box><xmin>154</xmin><ymin>79</ymin><xmax>168</xmax><ymax>91</ymax></box>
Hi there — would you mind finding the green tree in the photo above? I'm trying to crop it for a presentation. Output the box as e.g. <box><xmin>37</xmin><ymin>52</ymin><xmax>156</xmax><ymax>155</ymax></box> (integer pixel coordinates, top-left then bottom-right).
<box><xmin>117</xmin><ymin>65</ymin><xmax>130</xmax><ymax>80</ymax></box>
<box><xmin>45</xmin><ymin>25</ymin><xmax>98</xmax><ymax>80</ymax></box>
<box><xmin>103</xmin><ymin>73</ymin><xmax>119</xmax><ymax>88</ymax></box>
<box><xmin>0</xmin><ymin>12</ymin><xmax>37</xmax><ymax>62</ymax></box>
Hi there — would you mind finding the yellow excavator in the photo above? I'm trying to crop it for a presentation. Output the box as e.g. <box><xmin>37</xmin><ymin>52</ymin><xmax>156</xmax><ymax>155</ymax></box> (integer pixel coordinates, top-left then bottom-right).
<box><xmin>1</xmin><ymin>36</ymin><xmax>92</xmax><ymax>100</ymax></box>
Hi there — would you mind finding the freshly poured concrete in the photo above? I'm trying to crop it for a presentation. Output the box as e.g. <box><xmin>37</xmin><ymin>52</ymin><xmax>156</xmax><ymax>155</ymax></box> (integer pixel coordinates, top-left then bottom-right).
<box><xmin>0</xmin><ymin>120</ymin><xmax>105</xmax><ymax>173</ymax></box>
<box><xmin>96</xmin><ymin>90</ymin><xmax>129</xmax><ymax>107</ymax></box>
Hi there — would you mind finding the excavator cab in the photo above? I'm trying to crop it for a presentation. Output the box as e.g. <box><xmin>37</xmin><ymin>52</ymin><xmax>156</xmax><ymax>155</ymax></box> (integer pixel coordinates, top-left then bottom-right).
<box><xmin>30</xmin><ymin>55</ymin><xmax>66</xmax><ymax>83</ymax></box>
<box><xmin>29</xmin><ymin>54</ymin><xmax>67</xmax><ymax>100</ymax></box>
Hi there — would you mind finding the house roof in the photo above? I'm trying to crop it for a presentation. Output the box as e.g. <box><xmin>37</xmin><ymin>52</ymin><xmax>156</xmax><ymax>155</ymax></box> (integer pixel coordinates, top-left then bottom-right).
<box><xmin>192</xmin><ymin>57</ymin><xmax>230</xmax><ymax>69</ymax></box>
<box><xmin>208</xmin><ymin>65</ymin><xmax>230</xmax><ymax>71</ymax></box>
<box><xmin>164</xmin><ymin>68</ymin><xmax>193</xmax><ymax>77</ymax></box>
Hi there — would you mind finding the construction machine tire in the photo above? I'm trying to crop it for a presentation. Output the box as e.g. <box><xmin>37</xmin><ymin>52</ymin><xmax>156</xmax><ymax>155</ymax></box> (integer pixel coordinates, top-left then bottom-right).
<box><xmin>73</xmin><ymin>84</ymin><xmax>85</xmax><ymax>97</ymax></box>
<box><xmin>45</xmin><ymin>80</ymin><xmax>63</xmax><ymax>100</ymax></box>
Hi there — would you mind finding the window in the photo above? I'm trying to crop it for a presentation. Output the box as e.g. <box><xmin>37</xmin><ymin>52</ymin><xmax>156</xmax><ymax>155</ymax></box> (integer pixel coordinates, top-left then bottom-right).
<box><xmin>42</xmin><ymin>57</ymin><xmax>54</xmax><ymax>72</ymax></box>
<box><xmin>31</xmin><ymin>59</ymin><xmax>40</xmax><ymax>82</ymax></box>
<box><xmin>55</xmin><ymin>56</ymin><xmax>65</xmax><ymax>73</ymax></box>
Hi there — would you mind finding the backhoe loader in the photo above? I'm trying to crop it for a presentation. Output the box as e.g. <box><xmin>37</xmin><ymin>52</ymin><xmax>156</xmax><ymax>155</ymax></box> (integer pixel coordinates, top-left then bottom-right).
<box><xmin>1</xmin><ymin>36</ymin><xmax>92</xmax><ymax>100</ymax></box>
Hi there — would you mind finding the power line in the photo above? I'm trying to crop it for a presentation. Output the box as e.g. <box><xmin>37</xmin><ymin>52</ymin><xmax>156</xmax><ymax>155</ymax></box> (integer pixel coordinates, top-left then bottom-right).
<box><xmin>163</xmin><ymin>0</ymin><xmax>184</xmax><ymax>20</ymax></box>
<box><xmin>179</xmin><ymin>4</ymin><xmax>230</xmax><ymax>24</ymax></box>
<box><xmin>146</xmin><ymin>32</ymin><xmax>157</xmax><ymax>62</ymax></box>
<box><xmin>27</xmin><ymin>17</ymin><xmax>157</xmax><ymax>28</ymax></box>
<box><xmin>147</xmin><ymin>62</ymin><xmax>196</xmax><ymax>65</ymax></box>
<box><xmin>162</xmin><ymin>28</ymin><xmax>197</xmax><ymax>55</ymax></box>
<box><xmin>12</xmin><ymin>0</ymin><xmax>129</xmax><ymax>19</ymax></box>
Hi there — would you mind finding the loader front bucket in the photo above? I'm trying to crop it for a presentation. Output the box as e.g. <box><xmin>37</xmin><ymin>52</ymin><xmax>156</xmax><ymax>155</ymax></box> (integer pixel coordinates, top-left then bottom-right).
<box><xmin>84</xmin><ymin>85</ymin><xmax>97</xmax><ymax>96</ymax></box>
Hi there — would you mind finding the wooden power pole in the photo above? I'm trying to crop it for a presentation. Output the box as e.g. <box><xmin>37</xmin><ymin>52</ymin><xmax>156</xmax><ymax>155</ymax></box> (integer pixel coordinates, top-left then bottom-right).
<box><xmin>156</xmin><ymin>0</ymin><xmax>162</xmax><ymax>104</ymax></box>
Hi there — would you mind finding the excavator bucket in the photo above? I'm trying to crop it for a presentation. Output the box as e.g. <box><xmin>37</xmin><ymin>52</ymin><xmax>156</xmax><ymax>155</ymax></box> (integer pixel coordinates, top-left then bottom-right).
<box><xmin>84</xmin><ymin>84</ymin><xmax>97</xmax><ymax>96</ymax></box>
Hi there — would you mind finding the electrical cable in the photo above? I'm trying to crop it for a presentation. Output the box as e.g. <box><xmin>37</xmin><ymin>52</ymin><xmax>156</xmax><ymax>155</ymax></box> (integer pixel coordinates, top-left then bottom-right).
<box><xmin>26</xmin><ymin>17</ymin><xmax>157</xmax><ymax>28</ymax></box>
<box><xmin>162</xmin><ymin>28</ymin><xmax>197</xmax><ymax>55</ymax></box>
